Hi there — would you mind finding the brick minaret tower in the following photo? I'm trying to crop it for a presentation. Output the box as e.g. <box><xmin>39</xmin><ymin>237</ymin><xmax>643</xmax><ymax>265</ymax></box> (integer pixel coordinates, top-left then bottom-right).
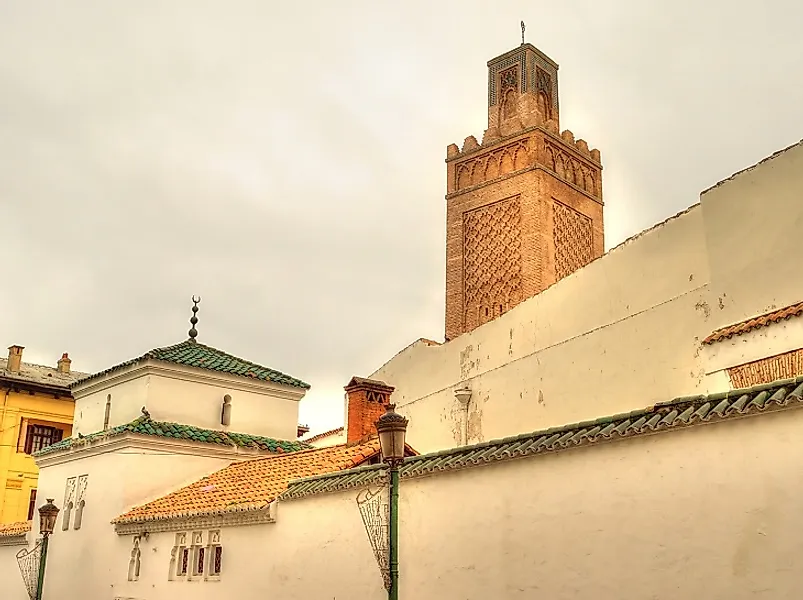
<box><xmin>444</xmin><ymin>43</ymin><xmax>604</xmax><ymax>341</ymax></box>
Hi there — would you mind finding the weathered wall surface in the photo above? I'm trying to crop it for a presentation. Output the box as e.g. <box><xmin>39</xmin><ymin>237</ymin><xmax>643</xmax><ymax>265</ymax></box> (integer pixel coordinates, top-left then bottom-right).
<box><xmin>372</xmin><ymin>141</ymin><xmax>803</xmax><ymax>455</ymax></box>
<box><xmin>374</xmin><ymin>204</ymin><xmax>712</xmax><ymax>452</ymax></box>
<box><xmin>392</xmin><ymin>408</ymin><xmax>803</xmax><ymax>600</ymax></box>
<box><xmin>702</xmin><ymin>141</ymin><xmax>803</xmax><ymax>331</ymax></box>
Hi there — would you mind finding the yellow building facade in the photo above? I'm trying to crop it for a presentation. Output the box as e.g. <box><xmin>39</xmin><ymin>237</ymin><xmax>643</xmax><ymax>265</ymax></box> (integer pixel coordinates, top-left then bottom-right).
<box><xmin>0</xmin><ymin>345</ymin><xmax>83</xmax><ymax>524</ymax></box>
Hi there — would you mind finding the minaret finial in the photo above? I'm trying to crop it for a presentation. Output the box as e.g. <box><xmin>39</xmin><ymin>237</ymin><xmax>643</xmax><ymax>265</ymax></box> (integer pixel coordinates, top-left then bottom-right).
<box><xmin>521</xmin><ymin>21</ymin><xmax>526</xmax><ymax>45</ymax></box>
<box><xmin>188</xmin><ymin>296</ymin><xmax>201</xmax><ymax>342</ymax></box>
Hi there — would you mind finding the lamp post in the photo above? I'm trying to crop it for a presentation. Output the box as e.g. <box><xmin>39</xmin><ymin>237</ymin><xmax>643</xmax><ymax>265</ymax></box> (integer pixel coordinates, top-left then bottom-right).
<box><xmin>36</xmin><ymin>499</ymin><xmax>59</xmax><ymax>600</ymax></box>
<box><xmin>375</xmin><ymin>404</ymin><xmax>408</xmax><ymax>600</ymax></box>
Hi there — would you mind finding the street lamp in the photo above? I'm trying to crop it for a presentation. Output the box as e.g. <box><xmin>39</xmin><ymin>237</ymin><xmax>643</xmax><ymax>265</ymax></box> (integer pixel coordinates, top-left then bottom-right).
<box><xmin>36</xmin><ymin>499</ymin><xmax>60</xmax><ymax>600</ymax></box>
<box><xmin>375</xmin><ymin>404</ymin><xmax>408</xmax><ymax>600</ymax></box>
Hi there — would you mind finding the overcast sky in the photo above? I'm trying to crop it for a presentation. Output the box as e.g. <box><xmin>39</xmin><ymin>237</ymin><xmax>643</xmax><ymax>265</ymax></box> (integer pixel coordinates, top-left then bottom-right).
<box><xmin>1</xmin><ymin>1</ymin><xmax>802</xmax><ymax>435</ymax></box>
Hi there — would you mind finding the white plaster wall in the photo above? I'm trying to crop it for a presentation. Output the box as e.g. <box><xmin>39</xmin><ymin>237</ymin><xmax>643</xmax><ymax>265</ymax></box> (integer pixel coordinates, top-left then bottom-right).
<box><xmin>31</xmin><ymin>447</ymin><xmax>235</xmax><ymax>600</ymax></box>
<box><xmin>373</xmin><ymin>206</ymin><xmax>715</xmax><ymax>453</ymax></box>
<box><xmin>73</xmin><ymin>375</ymin><xmax>150</xmax><ymax>436</ymax></box>
<box><xmin>66</xmin><ymin>406</ymin><xmax>803</xmax><ymax>600</ymax></box>
<box><xmin>146</xmin><ymin>372</ymin><xmax>301</xmax><ymax>441</ymax></box>
<box><xmin>104</xmin><ymin>491</ymin><xmax>383</xmax><ymax>600</ymax></box>
<box><xmin>702</xmin><ymin>140</ymin><xmax>803</xmax><ymax>331</ymax></box>
<box><xmin>73</xmin><ymin>365</ymin><xmax>303</xmax><ymax>441</ymax></box>
<box><xmin>394</xmin><ymin>408</ymin><xmax>803</xmax><ymax>599</ymax></box>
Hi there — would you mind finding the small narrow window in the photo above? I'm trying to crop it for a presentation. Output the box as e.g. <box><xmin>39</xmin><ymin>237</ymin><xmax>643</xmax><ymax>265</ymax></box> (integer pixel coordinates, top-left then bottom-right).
<box><xmin>485</xmin><ymin>307</ymin><xmax>489</xmax><ymax>317</ymax></box>
<box><xmin>193</xmin><ymin>547</ymin><xmax>205</xmax><ymax>576</ymax></box>
<box><xmin>27</xmin><ymin>489</ymin><xmax>37</xmax><ymax>521</ymax></box>
<box><xmin>103</xmin><ymin>394</ymin><xmax>112</xmax><ymax>430</ymax></box>
<box><xmin>171</xmin><ymin>533</ymin><xmax>188</xmax><ymax>580</ymax></box>
<box><xmin>210</xmin><ymin>546</ymin><xmax>223</xmax><ymax>576</ymax></box>
<box><xmin>206</xmin><ymin>530</ymin><xmax>222</xmax><ymax>579</ymax></box>
<box><xmin>177</xmin><ymin>548</ymin><xmax>189</xmax><ymax>576</ymax></box>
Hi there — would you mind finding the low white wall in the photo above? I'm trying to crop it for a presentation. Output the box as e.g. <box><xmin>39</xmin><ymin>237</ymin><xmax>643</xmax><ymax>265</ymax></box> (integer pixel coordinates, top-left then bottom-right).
<box><xmin>47</xmin><ymin>404</ymin><xmax>803</xmax><ymax>600</ymax></box>
<box><xmin>393</xmin><ymin>408</ymin><xmax>803</xmax><ymax>599</ymax></box>
<box><xmin>102</xmin><ymin>488</ymin><xmax>383</xmax><ymax>600</ymax></box>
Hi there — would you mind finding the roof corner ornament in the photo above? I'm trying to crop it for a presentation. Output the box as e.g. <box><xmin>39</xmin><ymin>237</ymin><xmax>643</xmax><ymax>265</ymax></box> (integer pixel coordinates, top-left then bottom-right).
<box><xmin>521</xmin><ymin>20</ymin><xmax>526</xmax><ymax>45</ymax></box>
<box><xmin>188</xmin><ymin>296</ymin><xmax>201</xmax><ymax>342</ymax></box>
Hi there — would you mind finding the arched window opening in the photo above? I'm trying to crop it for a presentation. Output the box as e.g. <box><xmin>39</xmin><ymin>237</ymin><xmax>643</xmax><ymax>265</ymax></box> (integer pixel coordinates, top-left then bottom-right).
<box><xmin>128</xmin><ymin>537</ymin><xmax>141</xmax><ymax>581</ymax></box>
<box><xmin>221</xmin><ymin>394</ymin><xmax>232</xmax><ymax>427</ymax></box>
<box><xmin>103</xmin><ymin>394</ymin><xmax>112</xmax><ymax>430</ymax></box>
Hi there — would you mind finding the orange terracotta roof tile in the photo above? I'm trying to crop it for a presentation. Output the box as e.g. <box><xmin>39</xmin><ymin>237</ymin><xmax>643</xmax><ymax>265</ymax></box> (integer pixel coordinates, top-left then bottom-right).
<box><xmin>113</xmin><ymin>438</ymin><xmax>382</xmax><ymax>524</ymax></box>
<box><xmin>0</xmin><ymin>521</ymin><xmax>31</xmax><ymax>537</ymax></box>
<box><xmin>703</xmin><ymin>301</ymin><xmax>803</xmax><ymax>345</ymax></box>
<box><xmin>303</xmin><ymin>426</ymin><xmax>344</xmax><ymax>444</ymax></box>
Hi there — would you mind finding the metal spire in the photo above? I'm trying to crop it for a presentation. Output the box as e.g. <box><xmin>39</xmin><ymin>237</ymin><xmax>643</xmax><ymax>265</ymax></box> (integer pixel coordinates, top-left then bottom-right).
<box><xmin>521</xmin><ymin>21</ymin><xmax>526</xmax><ymax>45</ymax></box>
<box><xmin>188</xmin><ymin>296</ymin><xmax>201</xmax><ymax>342</ymax></box>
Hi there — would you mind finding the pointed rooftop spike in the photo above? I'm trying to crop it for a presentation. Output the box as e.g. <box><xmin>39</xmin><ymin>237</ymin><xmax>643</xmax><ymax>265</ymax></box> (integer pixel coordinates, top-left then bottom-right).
<box><xmin>188</xmin><ymin>295</ymin><xmax>201</xmax><ymax>342</ymax></box>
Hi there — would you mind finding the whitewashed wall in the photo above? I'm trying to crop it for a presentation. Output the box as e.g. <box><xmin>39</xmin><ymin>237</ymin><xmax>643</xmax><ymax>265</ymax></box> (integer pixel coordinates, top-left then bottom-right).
<box><xmin>73</xmin><ymin>363</ymin><xmax>305</xmax><ymax>441</ymax></box>
<box><xmin>371</xmin><ymin>141</ymin><xmax>803</xmax><ymax>454</ymax></box>
<box><xmin>73</xmin><ymin>375</ymin><xmax>149</xmax><ymax>436</ymax></box>
<box><xmin>97</xmin><ymin>489</ymin><xmax>383</xmax><ymax>600</ymax></box>
<box><xmin>31</xmin><ymin>446</ymin><xmax>235</xmax><ymax>600</ymax></box>
<box><xmin>45</xmin><ymin>405</ymin><xmax>803</xmax><ymax>600</ymax></box>
<box><xmin>702</xmin><ymin>141</ymin><xmax>803</xmax><ymax>331</ymax></box>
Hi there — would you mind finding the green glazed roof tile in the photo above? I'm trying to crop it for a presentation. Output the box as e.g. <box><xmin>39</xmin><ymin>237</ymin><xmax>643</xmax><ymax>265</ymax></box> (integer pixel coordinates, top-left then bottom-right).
<box><xmin>33</xmin><ymin>414</ymin><xmax>310</xmax><ymax>457</ymax></box>
<box><xmin>281</xmin><ymin>376</ymin><xmax>803</xmax><ymax>502</ymax></box>
<box><xmin>72</xmin><ymin>339</ymin><xmax>309</xmax><ymax>390</ymax></box>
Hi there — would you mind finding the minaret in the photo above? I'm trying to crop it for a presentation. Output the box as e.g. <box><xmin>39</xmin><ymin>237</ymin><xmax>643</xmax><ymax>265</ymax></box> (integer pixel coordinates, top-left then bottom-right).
<box><xmin>444</xmin><ymin>40</ymin><xmax>604</xmax><ymax>341</ymax></box>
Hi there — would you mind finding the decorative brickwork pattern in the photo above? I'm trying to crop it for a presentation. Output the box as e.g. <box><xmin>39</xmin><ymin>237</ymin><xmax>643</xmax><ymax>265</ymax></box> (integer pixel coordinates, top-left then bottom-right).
<box><xmin>488</xmin><ymin>53</ymin><xmax>526</xmax><ymax>106</ymax></box>
<box><xmin>463</xmin><ymin>197</ymin><xmax>522</xmax><ymax>331</ymax></box>
<box><xmin>544</xmin><ymin>139</ymin><xmax>598</xmax><ymax>196</ymax></box>
<box><xmin>455</xmin><ymin>139</ymin><xmax>531</xmax><ymax>191</ymax></box>
<box><xmin>444</xmin><ymin>43</ymin><xmax>604</xmax><ymax>341</ymax></box>
<box><xmin>553</xmin><ymin>200</ymin><xmax>594</xmax><ymax>280</ymax></box>
<box><xmin>728</xmin><ymin>349</ymin><xmax>803</xmax><ymax>388</ymax></box>
<box><xmin>500</xmin><ymin>67</ymin><xmax>518</xmax><ymax>90</ymax></box>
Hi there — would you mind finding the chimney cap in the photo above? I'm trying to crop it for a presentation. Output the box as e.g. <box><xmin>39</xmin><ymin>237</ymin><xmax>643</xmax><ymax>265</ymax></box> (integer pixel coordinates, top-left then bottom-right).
<box><xmin>344</xmin><ymin>376</ymin><xmax>394</xmax><ymax>393</ymax></box>
<box><xmin>8</xmin><ymin>345</ymin><xmax>24</xmax><ymax>352</ymax></box>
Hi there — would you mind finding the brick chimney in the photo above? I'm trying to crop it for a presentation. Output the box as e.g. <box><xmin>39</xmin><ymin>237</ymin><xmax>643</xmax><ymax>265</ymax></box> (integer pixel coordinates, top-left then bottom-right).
<box><xmin>344</xmin><ymin>377</ymin><xmax>395</xmax><ymax>444</ymax></box>
<box><xmin>57</xmin><ymin>353</ymin><xmax>71</xmax><ymax>374</ymax></box>
<box><xmin>6</xmin><ymin>345</ymin><xmax>23</xmax><ymax>373</ymax></box>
